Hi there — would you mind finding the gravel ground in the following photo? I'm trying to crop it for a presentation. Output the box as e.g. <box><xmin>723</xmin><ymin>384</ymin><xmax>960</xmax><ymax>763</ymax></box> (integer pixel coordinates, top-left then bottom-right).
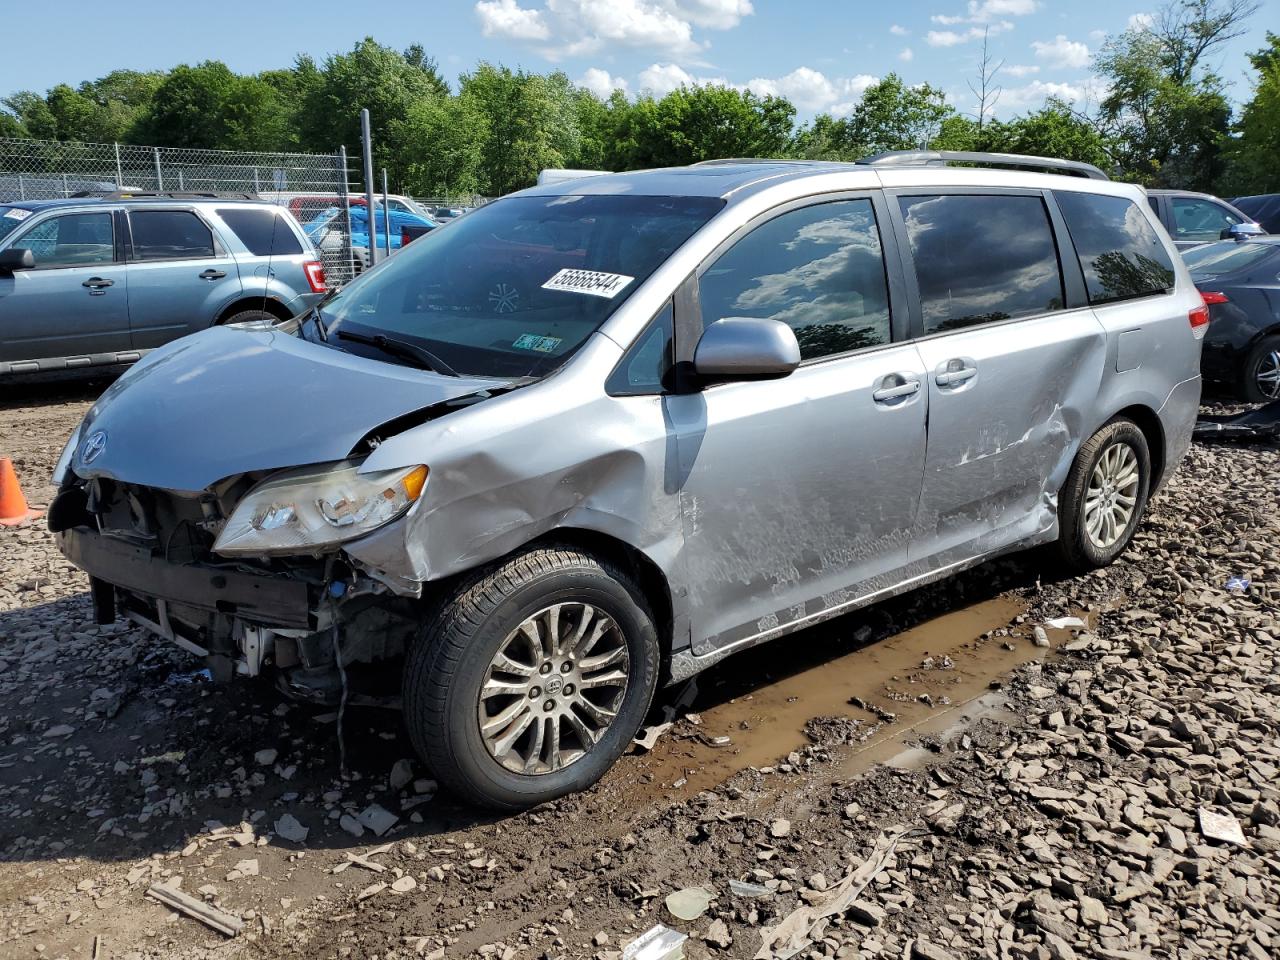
<box><xmin>1</xmin><ymin>381</ymin><xmax>1278</xmax><ymax>960</ymax></box>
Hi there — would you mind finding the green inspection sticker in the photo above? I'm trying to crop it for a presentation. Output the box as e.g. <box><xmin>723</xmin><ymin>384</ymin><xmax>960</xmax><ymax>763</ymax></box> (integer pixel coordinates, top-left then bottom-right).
<box><xmin>513</xmin><ymin>334</ymin><xmax>563</xmax><ymax>353</ymax></box>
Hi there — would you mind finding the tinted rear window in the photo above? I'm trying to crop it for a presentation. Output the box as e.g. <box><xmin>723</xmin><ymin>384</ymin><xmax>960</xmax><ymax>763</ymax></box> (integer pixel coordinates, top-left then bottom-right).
<box><xmin>130</xmin><ymin>210</ymin><xmax>215</xmax><ymax>260</ymax></box>
<box><xmin>217</xmin><ymin>207</ymin><xmax>303</xmax><ymax>256</ymax></box>
<box><xmin>899</xmin><ymin>194</ymin><xmax>1065</xmax><ymax>333</ymax></box>
<box><xmin>1055</xmin><ymin>192</ymin><xmax>1175</xmax><ymax>304</ymax></box>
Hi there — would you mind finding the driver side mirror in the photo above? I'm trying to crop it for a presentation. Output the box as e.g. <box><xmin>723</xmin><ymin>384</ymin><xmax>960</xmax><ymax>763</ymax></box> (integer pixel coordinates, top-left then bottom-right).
<box><xmin>0</xmin><ymin>248</ymin><xmax>34</xmax><ymax>275</ymax></box>
<box><xmin>1222</xmin><ymin>222</ymin><xmax>1264</xmax><ymax>241</ymax></box>
<box><xmin>693</xmin><ymin>317</ymin><xmax>801</xmax><ymax>382</ymax></box>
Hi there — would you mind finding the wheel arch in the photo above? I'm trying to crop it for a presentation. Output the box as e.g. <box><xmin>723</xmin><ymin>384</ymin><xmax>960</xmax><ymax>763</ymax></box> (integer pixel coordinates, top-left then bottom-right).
<box><xmin>1111</xmin><ymin>403</ymin><xmax>1166</xmax><ymax>491</ymax></box>
<box><xmin>215</xmin><ymin>296</ymin><xmax>292</xmax><ymax>325</ymax></box>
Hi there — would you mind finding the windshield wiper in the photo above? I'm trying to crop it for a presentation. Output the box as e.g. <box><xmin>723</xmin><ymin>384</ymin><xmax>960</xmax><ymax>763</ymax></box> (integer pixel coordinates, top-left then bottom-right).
<box><xmin>335</xmin><ymin>329</ymin><xmax>461</xmax><ymax>377</ymax></box>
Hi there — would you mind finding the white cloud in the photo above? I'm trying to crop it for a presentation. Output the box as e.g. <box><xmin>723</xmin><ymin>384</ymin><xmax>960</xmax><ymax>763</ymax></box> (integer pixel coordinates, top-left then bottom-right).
<box><xmin>899</xmin><ymin>47</ymin><xmax>914</xmax><ymax>62</ymax></box>
<box><xmin>932</xmin><ymin>14</ymin><xmax>968</xmax><ymax>25</ymax></box>
<box><xmin>1003</xmin><ymin>63</ymin><xmax>1040</xmax><ymax>76</ymax></box>
<box><xmin>998</xmin><ymin>78</ymin><xmax>1085</xmax><ymax>109</ymax></box>
<box><xmin>890</xmin><ymin>23</ymin><xmax>909</xmax><ymax>35</ymax></box>
<box><xmin>927</xmin><ymin>29</ymin><xmax>970</xmax><ymax>47</ymax></box>
<box><xmin>1031</xmin><ymin>34</ymin><xmax>1090</xmax><ymax>69</ymax></box>
<box><xmin>745</xmin><ymin>68</ymin><xmax>877</xmax><ymax>113</ymax></box>
<box><xmin>637</xmin><ymin>62</ymin><xmax>737</xmax><ymax>95</ymax></box>
<box><xmin>475</xmin><ymin>0</ymin><xmax>753</xmax><ymax>59</ymax></box>
<box><xmin>1127</xmin><ymin>12</ymin><xmax>1153</xmax><ymax>30</ymax></box>
<box><xmin>578</xmin><ymin>67</ymin><xmax>628</xmax><ymax>97</ymax></box>
<box><xmin>475</xmin><ymin>0</ymin><xmax>550</xmax><ymax>40</ymax></box>
<box><xmin>665</xmin><ymin>0</ymin><xmax>754</xmax><ymax>29</ymax></box>
<box><xmin>967</xmin><ymin>0</ymin><xmax>1036</xmax><ymax>18</ymax></box>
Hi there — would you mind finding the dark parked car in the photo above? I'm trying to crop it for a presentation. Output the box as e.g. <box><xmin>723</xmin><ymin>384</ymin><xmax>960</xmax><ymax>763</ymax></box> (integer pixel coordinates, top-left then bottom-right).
<box><xmin>1146</xmin><ymin>190</ymin><xmax>1262</xmax><ymax>249</ymax></box>
<box><xmin>1231</xmin><ymin>195</ymin><xmax>1280</xmax><ymax>235</ymax></box>
<box><xmin>1183</xmin><ymin>237</ymin><xmax>1280</xmax><ymax>401</ymax></box>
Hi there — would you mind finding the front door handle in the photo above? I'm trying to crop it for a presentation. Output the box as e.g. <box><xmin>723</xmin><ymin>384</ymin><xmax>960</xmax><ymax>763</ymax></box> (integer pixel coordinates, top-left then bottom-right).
<box><xmin>82</xmin><ymin>277</ymin><xmax>114</xmax><ymax>289</ymax></box>
<box><xmin>935</xmin><ymin>358</ymin><xmax>978</xmax><ymax>387</ymax></box>
<box><xmin>199</xmin><ymin>269</ymin><xmax>227</xmax><ymax>280</ymax></box>
<box><xmin>872</xmin><ymin>375</ymin><xmax>921</xmax><ymax>403</ymax></box>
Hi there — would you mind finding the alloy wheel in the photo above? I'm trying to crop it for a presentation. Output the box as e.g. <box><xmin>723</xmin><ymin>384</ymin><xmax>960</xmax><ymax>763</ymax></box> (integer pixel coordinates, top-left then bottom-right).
<box><xmin>1084</xmin><ymin>442</ymin><xmax>1140</xmax><ymax>550</ymax></box>
<box><xmin>1255</xmin><ymin>348</ymin><xmax>1280</xmax><ymax>400</ymax></box>
<box><xmin>477</xmin><ymin>602</ymin><xmax>630</xmax><ymax>775</ymax></box>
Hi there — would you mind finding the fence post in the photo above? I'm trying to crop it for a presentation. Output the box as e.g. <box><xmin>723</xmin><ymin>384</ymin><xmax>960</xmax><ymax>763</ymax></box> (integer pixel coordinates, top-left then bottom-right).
<box><xmin>339</xmin><ymin>145</ymin><xmax>355</xmax><ymax>281</ymax></box>
<box><xmin>253</xmin><ymin>167</ymin><xmax>260</xmax><ymax>192</ymax></box>
<box><xmin>114</xmin><ymin>143</ymin><xmax>123</xmax><ymax>188</ymax></box>
<box><xmin>360</xmin><ymin>108</ymin><xmax>378</xmax><ymax>267</ymax></box>
<box><xmin>153</xmin><ymin>148</ymin><xmax>163</xmax><ymax>191</ymax></box>
<box><xmin>17</xmin><ymin>173</ymin><xmax>24</xmax><ymax>201</ymax></box>
<box><xmin>62</xmin><ymin>173</ymin><xmax>69</xmax><ymax>198</ymax></box>
<box><xmin>382</xmin><ymin>168</ymin><xmax>392</xmax><ymax>257</ymax></box>
<box><xmin>178</xmin><ymin>170</ymin><xmax>185</xmax><ymax>190</ymax></box>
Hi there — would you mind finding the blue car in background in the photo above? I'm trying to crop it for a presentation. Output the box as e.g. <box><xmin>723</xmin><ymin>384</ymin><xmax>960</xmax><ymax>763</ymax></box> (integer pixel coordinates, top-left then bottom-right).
<box><xmin>305</xmin><ymin>202</ymin><xmax>437</xmax><ymax>273</ymax></box>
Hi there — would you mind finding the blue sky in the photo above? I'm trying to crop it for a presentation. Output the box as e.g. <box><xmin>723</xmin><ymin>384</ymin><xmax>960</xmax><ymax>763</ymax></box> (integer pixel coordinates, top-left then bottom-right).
<box><xmin>3</xmin><ymin>0</ymin><xmax>1276</xmax><ymax>121</ymax></box>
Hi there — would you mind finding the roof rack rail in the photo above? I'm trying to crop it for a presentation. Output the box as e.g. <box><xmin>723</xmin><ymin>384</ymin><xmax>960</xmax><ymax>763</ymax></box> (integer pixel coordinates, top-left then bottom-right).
<box><xmin>690</xmin><ymin>157</ymin><xmax>809</xmax><ymax>166</ymax></box>
<box><xmin>69</xmin><ymin>190</ymin><xmax>263</xmax><ymax>200</ymax></box>
<box><xmin>857</xmin><ymin>150</ymin><xmax>1109</xmax><ymax>181</ymax></box>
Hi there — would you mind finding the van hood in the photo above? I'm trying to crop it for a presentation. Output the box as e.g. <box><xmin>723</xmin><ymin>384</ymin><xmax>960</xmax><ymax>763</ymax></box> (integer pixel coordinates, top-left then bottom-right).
<box><xmin>73</xmin><ymin>326</ymin><xmax>507</xmax><ymax>492</ymax></box>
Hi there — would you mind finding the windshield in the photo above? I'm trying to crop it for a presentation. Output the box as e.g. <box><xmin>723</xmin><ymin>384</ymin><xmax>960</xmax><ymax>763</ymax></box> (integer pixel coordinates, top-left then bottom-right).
<box><xmin>0</xmin><ymin>207</ymin><xmax>35</xmax><ymax>245</ymax></box>
<box><xmin>322</xmin><ymin>193</ymin><xmax>724</xmax><ymax>378</ymax></box>
<box><xmin>1183</xmin><ymin>240</ymin><xmax>1278</xmax><ymax>277</ymax></box>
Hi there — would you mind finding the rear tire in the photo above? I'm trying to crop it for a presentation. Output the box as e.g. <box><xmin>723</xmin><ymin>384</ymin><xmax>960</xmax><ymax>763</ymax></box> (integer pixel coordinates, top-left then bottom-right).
<box><xmin>1240</xmin><ymin>334</ymin><xmax>1280</xmax><ymax>403</ymax></box>
<box><xmin>403</xmin><ymin>546</ymin><xmax>660</xmax><ymax>810</ymax></box>
<box><xmin>1054</xmin><ymin>418</ymin><xmax>1151</xmax><ymax>573</ymax></box>
<box><xmin>218</xmin><ymin>309</ymin><xmax>276</xmax><ymax>328</ymax></box>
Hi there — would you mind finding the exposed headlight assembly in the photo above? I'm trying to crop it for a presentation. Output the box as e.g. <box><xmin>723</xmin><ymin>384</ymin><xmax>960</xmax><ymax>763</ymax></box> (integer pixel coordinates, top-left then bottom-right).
<box><xmin>213</xmin><ymin>460</ymin><xmax>427</xmax><ymax>556</ymax></box>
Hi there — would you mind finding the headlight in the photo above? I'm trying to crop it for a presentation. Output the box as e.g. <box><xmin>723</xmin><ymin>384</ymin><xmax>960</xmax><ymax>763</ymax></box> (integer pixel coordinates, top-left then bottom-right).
<box><xmin>213</xmin><ymin>460</ymin><xmax>427</xmax><ymax>556</ymax></box>
<box><xmin>52</xmin><ymin>424</ymin><xmax>83</xmax><ymax>486</ymax></box>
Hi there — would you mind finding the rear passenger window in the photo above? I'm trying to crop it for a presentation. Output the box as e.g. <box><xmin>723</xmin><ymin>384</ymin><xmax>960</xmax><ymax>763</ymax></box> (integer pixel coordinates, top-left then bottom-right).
<box><xmin>1054</xmin><ymin>192</ymin><xmax>1175</xmax><ymax>304</ymax></box>
<box><xmin>216</xmin><ymin>207</ymin><xmax>303</xmax><ymax>256</ymax></box>
<box><xmin>698</xmin><ymin>199</ymin><xmax>891</xmax><ymax>361</ymax></box>
<box><xmin>899</xmin><ymin>194</ymin><xmax>1064</xmax><ymax>334</ymax></box>
<box><xmin>129</xmin><ymin>210</ymin><xmax>215</xmax><ymax>261</ymax></box>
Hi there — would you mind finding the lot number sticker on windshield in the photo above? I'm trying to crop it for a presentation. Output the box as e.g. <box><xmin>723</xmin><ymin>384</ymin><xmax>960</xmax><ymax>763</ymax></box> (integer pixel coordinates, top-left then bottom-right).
<box><xmin>513</xmin><ymin>334</ymin><xmax>563</xmax><ymax>353</ymax></box>
<box><xmin>542</xmin><ymin>268</ymin><xmax>634</xmax><ymax>299</ymax></box>
<box><xmin>3</xmin><ymin>208</ymin><xmax>32</xmax><ymax>221</ymax></box>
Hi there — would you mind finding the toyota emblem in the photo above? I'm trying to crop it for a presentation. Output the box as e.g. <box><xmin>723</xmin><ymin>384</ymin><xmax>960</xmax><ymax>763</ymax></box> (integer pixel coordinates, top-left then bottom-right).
<box><xmin>81</xmin><ymin>430</ymin><xmax>108</xmax><ymax>464</ymax></box>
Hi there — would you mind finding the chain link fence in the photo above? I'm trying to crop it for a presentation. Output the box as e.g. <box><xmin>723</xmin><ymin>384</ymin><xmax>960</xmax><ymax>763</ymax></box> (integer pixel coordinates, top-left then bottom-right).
<box><xmin>0</xmin><ymin>138</ymin><xmax>363</xmax><ymax>285</ymax></box>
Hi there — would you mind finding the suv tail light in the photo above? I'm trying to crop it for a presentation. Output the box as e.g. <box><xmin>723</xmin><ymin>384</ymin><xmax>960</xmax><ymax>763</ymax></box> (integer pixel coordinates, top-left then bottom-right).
<box><xmin>1200</xmin><ymin>291</ymin><xmax>1229</xmax><ymax>305</ymax></box>
<box><xmin>303</xmin><ymin>260</ymin><xmax>328</xmax><ymax>293</ymax></box>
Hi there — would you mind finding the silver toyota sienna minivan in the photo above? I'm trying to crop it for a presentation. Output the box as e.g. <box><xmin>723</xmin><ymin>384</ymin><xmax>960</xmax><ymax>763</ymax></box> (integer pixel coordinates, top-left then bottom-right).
<box><xmin>51</xmin><ymin>152</ymin><xmax>1204</xmax><ymax>809</ymax></box>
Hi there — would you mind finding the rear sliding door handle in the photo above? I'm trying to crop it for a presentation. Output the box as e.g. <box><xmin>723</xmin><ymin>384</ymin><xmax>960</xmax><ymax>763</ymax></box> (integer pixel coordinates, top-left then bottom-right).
<box><xmin>935</xmin><ymin>361</ymin><xmax>978</xmax><ymax>387</ymax></box>
<box><xmin>872</xmin><ymin>377</ymin><xmax>921</xmax><ymax>403</ymax></box>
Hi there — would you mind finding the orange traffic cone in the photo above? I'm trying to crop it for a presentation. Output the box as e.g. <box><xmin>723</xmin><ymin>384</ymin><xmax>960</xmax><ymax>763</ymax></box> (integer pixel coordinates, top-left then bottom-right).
<box><xmin>0</xmin><ymin>457</ymin><xmax>43</xmax><ymax>526</ymax></box>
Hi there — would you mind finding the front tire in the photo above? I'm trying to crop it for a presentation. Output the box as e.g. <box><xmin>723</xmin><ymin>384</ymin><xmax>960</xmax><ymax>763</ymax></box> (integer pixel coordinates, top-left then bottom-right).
<box><xmin>1054</xmin><ymin>418</ymin><xmax>1151</xmax><ymax>572</ymax></box>
<box><xmin>404</xmin><ymin>546</ymin><xmax>660</xmax><ymax>810</ymax></box>
<box><xmin>1240</xmin><ymin>334</ymin><xmax>1280</xmax><ymax>403</ymax></box>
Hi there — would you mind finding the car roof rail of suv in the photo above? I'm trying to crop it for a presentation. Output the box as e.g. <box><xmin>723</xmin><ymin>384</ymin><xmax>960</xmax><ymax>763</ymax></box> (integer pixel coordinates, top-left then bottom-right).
<box><xmin>857</xmin><ymin>150</ymin><xmax>1110</xmax><ymax>181</ymax></box>
<box><xmin>68</xmin><ymin>190</ymin><xmax>263</xmax><ymax>201</ymax></box>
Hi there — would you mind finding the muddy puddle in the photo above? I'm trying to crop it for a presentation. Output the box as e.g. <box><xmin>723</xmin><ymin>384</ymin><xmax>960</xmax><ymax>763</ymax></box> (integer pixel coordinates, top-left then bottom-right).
<box><xmin>616</xmin><ymin>593</ymin><xmax>1053</xmax><ymax>798</ymax></box>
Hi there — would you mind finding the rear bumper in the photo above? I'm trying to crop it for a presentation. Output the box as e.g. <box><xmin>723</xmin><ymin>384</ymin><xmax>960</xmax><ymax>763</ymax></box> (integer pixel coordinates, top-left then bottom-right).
<box><xmin>57</xmin><ymin>526</ymin><xmax>313</xmax><ymax>628</ymax></box>
<box><xmin>1157</xmin><ymin>374</ymin><xmax>1201</xmax><ymax>490</ymax></box>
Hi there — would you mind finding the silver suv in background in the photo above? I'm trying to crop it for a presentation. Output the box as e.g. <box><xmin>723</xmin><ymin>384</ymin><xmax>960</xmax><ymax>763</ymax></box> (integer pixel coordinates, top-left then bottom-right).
<box><xmin>0</xmin><ymin>194</ymin><xmax>327</xmax><ymax>377</ymax></box>
<box><xmin>51</xmin><ymin>153</ymin><xmax>1203</xmax><ymax>809</ymax></box>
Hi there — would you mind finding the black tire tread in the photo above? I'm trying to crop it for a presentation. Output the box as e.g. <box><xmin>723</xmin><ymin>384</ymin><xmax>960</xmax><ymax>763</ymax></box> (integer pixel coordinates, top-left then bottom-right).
<box><xmin>403</xmin><ymin>545</ymin><xmax>655</xmax><ymax>809</ymax></box>
<box><xmin>1054</xmin><ymin>418</ymin><xmax>1150</xmax><ymax>574</ymax></box>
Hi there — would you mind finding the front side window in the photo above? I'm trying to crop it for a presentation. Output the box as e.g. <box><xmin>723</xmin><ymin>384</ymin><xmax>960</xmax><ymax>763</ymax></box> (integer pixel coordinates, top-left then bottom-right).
<box><xmin>1171</xmin><ymin>197</ymin><xmax>1243</xmax><ymax>242</ymax></box>
<box><xmin>899</xmin><ymin>194</ymin><xmax>1065</xmax><ymax>334</ymax></box>
<box><xmin>13</xmin><ymin>212</ymin><xmax>113</xmax><ymax>268</ymax></box>
<box><xmin>698</xmin><ymin>199</ymin><xmax>891</xmax><ymax>361</ymax></box>
<box><xmin>1055</xmin><ymin>191</ymin><xmax>1176</xmax><ymax>304</ymax></box>
<box><xmin>129</xmin><ymin>210</ymin><xmax>215</xmax><ymax>261</ymax></box>
<box><xmin>322</xmin><ymin>194</ymin><xmax>722</xmax><ymax>379</ymax></box>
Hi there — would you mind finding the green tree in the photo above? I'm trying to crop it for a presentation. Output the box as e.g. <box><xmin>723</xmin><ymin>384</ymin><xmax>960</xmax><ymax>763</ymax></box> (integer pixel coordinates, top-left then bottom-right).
<box><xmin>984</xmin><ymin>100</ymin><xmax>1116</xmax><ymax>169</ymax></box>
<box><xmin>615</xmin><ymin>85</ymin><xmax>794</xmax><ymax>168</ymax></box>
<box><xmin>391</xmin><ymin>93</ymin><xmax>488</xmax><ymax>197</ymax></box>
<box><xmin>794</xmin><ymin>74</ymin><xmax>953</xmax><ymax>160</ymax></box>
<box><xmin>1221</xmin><ymin>32</ymin><xmax>1280</xmax><ymax>194</ymax></box>
<box><xmin>1096</xmin><ymin>0</ymin><xmax>1257</xmax><ymax>190</ymax></box>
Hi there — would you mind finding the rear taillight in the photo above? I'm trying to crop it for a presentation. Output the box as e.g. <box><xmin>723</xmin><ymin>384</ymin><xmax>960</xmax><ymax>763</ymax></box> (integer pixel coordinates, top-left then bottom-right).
<box><xmin>1200</xmin><ymin>291</ymin><xmax>1229</xmax><ymax>305</ymax></box>
<box><xmin>1188</xmin><ymin>304</ymin><xmax>1210</xmax><ymax>333</ymax></box>
<box><xmin>303</xmin><ymin>260</ymin><xmax>327</xmax><ymax>293</ymax></box>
